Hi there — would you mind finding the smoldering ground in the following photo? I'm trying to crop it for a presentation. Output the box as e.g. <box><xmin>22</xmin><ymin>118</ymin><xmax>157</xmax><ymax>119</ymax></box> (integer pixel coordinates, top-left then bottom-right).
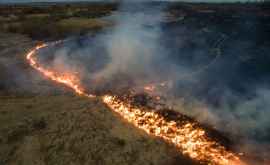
<box><xmin>29</xmin><ymin>2</ymin><xmax>270</xmax><ymax>164</ymax></box>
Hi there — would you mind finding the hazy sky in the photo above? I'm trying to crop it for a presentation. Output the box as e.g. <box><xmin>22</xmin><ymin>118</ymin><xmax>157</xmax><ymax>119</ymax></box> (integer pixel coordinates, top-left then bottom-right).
<box><xmin>0</xmin><ymin>0</ymin><xmax>258</xmax><ymax>3</ymax></box>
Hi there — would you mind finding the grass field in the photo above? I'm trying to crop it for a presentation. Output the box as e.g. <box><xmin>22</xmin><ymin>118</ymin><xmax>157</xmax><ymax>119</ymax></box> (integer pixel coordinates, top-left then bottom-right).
<box><xmin>0</xmin><ymin>2</ymin><xmax>270</xmax><ymax>165</ymax></box>
<box><xmin>0</xmin><ymin>4</ymin><xmax>115</xmax><ymax>40</ymax></box>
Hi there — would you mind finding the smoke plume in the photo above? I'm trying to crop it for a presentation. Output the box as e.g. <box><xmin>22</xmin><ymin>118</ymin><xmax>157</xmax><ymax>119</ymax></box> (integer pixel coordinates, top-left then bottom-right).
<box><xmin>34</xmin><ymin>2</ymin><xmax>270</xmax><ymax>163</ymax></box>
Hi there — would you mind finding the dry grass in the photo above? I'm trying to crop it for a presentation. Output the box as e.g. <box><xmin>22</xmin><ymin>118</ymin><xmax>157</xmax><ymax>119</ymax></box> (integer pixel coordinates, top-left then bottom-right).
<box><xmin>0</xmin><ymin>13</ymin><xmax>113</xmax><ymax>40</ymax></box>
<box><xmin>26</xmin><ymin>14</ymin><xmax>50</xmax><ymax>19</ymax></box>
<box><xmin>0</xmin><ymin>33</ymin><xmax>198</xmax><ymax>165</ymax></box>
<box><xmin>0</xmin><ymin>4</ymin><xmax>116</xmax><ymax>40</ymax></box>
<box><xmin>56</xmin><ymin>17</ymin><xmax>112</xmax><ymax>35</ymax></box>
<box><xmin>0</xmin><ymin>95</ymin><xmax>197</xmax><ymax>165</ymax></box>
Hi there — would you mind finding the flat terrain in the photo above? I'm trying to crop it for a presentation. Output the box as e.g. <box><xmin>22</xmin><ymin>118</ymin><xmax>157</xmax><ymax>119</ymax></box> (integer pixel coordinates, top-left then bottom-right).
<box><xmin>0</xmin><ymin>2</ymin><xmax>270</xmax><ymax>165</ymax></box>
<box><xmin>0</xmin><ymin>3</ymin><xmax>115</xmax><ymax>40</ymax></box>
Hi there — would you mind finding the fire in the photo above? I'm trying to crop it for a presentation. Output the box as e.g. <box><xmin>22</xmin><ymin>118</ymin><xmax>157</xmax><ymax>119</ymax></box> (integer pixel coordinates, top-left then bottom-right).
<box><xmin>26</xmin><ymin>42</ymin><xmax>95</xmax><ymax>98</ymax></box>
<box><xmin>26</xmin><ymin>42</ymin><xmax>246</xmax><ymax>165</ymax></box>
<box><xmin>102</xmin><ymin>95</ymin><xmax>245</xmax><ymax>165</ymax></box>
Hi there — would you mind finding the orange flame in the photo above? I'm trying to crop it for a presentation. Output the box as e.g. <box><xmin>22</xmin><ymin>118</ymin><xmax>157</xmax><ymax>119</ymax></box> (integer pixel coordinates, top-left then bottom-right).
<box><xmin>102</xmin><ymin>95</ymin><xmax>245</xmax><ymax>165</ymax></box>
<box><xmin>26</xmin><ymin>42</ymin><xmax>246</xmax><ymax>165</ymax></box>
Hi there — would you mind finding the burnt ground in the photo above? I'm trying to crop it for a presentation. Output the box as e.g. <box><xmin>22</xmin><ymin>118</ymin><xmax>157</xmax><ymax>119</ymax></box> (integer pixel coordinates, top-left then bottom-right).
<box><xmin>0</xmin><ymin>2</ymin><xmax>270</xmax><ymax>165</ymax></box>
<box><xmin>0</xmin><ymin>33</ymin><xmax>197</xmax><ymax>165</ymax></box>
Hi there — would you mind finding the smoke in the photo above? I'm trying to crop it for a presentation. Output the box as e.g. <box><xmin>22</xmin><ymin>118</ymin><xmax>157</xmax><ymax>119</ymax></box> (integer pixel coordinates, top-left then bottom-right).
<box><xmin>43</xmin><ymin>3</ymin><xmax>172</xmax><ymax>93</ymax></box>
<box><xmin>92</xmin><ymin>10</ymin><xmax>165</xmax><ymax>84</ymax></box>
<box><xmin>207</xmin><ymin>88</ymin><xmax>270</xmax><ymax>164</ymax></box>
<box><xmin>172</xmin><ymin>87</ymin><xmax>270</xmax><ymax>142</ymax></box>
<box><xmin>33</xmin><ymin>1</ymin><xmax>270</xmax><ymax>163</ymax></box>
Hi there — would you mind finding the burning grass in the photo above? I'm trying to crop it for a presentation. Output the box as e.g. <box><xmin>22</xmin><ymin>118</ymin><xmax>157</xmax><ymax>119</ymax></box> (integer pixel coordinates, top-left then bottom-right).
<box><xmin>25</xmin><ymin>41</ymin><xmax>247</xmax><ymax>165</ymax></box>
<box><xmin>57</xmin><ymin>17</ymin><xmax>112</xmax><ymax>31</ymax></box>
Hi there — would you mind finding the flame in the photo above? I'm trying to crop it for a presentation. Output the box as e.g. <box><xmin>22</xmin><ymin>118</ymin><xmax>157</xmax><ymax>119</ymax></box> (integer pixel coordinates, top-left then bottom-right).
<box><xmin>26</xmin><ymin>42</ymin><xmax>95</xmax><ymax>98</ymax></box>
<box><xmin>144</xmin><ymin>84</ymin><xmax>156</xmax><ymax>92</ymax></box>
<box><xmin>26</xmin><ymin>42</ymin><xmax>246</xmax><ymax>165</ymax></box>
<box><xmin>102</xmin><ymin>95</ymin><xmax>245</xmax><ymax>165</ymax></box>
